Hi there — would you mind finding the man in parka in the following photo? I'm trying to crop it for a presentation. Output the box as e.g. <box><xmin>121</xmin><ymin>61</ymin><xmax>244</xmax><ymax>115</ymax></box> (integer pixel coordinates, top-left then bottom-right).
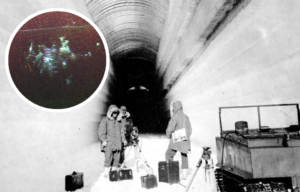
<box><xmin>165</xmin><ymin>101</ymin><xmax>192</xmax><ymax>180</ymax></box>
<box><xmin>117</xmin><ymin>106</ymin><xmax>133</xmax><ymax>167</ymax></box>
<box><xmin>98</xmin><ymin>105</ymin><xmax>127</xmax><ymax>177</ymax></box>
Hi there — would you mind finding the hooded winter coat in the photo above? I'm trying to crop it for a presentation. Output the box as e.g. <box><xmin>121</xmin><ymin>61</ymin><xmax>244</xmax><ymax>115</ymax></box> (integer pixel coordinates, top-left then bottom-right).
<box><xmin>98</xmin><ymin>105</ymin><xmax>126</xmax><ymax>151</ymax></box>
<box><xmin>117</xmin><ymin>111</ymin><xmax>133</xmax><ymax>134</ymax></box>
<box><xmin>166</xmin><ymin>101</ymin><xmax>192</xmax><ymax>154</ymax></box>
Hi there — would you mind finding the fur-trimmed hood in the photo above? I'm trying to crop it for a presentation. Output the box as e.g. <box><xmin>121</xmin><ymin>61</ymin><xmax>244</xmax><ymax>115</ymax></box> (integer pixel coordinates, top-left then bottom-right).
<box><xmin>107</xmin><ymin>105</ymin><xmax>119</xmax><ymax>120</ymax></box>
<box><xmin>166</xmin><ymin>100</ymin><xmax>191</xmax><ymax>154</ymax></box>
<box><xmin>117</xmin><ymin>111</ymin><xmax>130</xmax><ymax>121</ymax></box>
<box><xmin>170</xmin><ymin>101</ymin><xmax>183</xmax><ymax>116</ymax></box>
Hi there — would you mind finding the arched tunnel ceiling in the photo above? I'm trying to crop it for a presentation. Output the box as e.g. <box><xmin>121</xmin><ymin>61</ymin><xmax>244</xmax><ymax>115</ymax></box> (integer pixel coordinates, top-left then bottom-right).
<box><xmin>84</xmin><ymin>0</ymin><xmax>250</xmax><ymax>91</ymax></box>
<box><xmin>84</xmin><ymin>0</ymin><xmax>169</xmax><ymax>63</ymax></box>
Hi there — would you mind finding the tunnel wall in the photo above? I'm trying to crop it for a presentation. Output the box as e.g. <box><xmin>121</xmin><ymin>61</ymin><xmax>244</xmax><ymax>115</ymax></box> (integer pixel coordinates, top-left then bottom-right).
<box><xmin>164</xmin><ymin>0</ymin><xmax>300</xmax><ymax>151</ymax></box>
<box><xmin>0</xmin><ymin>1</ymin><xmax>108</xmax><ymax>192</ymax></box>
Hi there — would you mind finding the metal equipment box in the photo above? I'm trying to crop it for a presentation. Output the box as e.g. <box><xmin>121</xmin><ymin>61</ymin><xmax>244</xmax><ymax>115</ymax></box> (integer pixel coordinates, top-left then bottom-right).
<box><xmin>216</xmin><ymin>104</ymin><xmax>300</xmax><ymax>191</ymax></box>
<box><xmin>158</xmin><ymin>161</ymin><xmax>180</xmax><ymax>184</ymax></box>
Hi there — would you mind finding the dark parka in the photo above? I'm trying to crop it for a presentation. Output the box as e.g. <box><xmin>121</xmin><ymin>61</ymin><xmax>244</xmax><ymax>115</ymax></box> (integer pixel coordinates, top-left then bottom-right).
<box><xmin>117</xmin><ymin>111</ymin><xmax>133</xmax><ymax>136</ymax></box>
<box><xmin>98</xmin><ymin>105</ymin><xmax>126</xmax><ymax>151</ymax></box>
<box><xmin>166</xmin><ymin>101</ymin><xmax>192</xmax><ymax>154</ymax></box>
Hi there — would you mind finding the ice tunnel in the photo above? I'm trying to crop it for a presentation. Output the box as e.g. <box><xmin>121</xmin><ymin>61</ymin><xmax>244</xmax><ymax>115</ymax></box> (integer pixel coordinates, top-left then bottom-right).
<box><xmin>2</xmin><ymin>0</ymin><xmax>300</xmax><ymax>191</ymax></box>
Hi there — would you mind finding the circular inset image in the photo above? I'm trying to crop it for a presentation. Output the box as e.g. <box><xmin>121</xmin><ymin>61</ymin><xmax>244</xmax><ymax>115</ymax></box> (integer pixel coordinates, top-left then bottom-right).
<box><xmin>7</xmin><ymin>9</ymin><xmax>109</xmax><ymax>111</ymax></box>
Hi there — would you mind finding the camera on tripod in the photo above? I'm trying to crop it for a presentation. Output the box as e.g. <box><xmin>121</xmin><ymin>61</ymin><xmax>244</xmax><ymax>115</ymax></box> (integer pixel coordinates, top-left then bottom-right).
<box><xmin>126</xmin><ymin>126</ymin><xmax>139</xmax><ymax>146</ymax></box>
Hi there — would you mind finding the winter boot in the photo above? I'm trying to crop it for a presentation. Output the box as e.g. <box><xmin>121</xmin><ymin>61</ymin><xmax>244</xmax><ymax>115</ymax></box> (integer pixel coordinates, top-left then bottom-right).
<box><xmin>181</xmin><ymin>169</ymin><xmax>188</xmax><ymax>180</ymax></box>
<box><xmin>111</xmin><ymin>167</ymin><xmax>119</xmax><ymax>171</ymax></box>
<box><xmin>103</xmin><ymin>167</ymin><xmax>110</xmax><ymax>178</ymax></box>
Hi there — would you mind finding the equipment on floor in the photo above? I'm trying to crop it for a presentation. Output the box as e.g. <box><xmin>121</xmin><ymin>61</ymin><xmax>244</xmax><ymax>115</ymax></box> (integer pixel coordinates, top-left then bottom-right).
<box><xmin>119</xmin><ymin>169</ymin><xmax>133</xmax><ymax>180</ymax></box>
<box><xmin>158</xmin><ymin>161</ymin><xmax>180</xmax><ymax>184</ymax></box>
<box><xmin>141</xmin><ymin>174</ymin><xmax>158</xmax><ymax>189</ymax></box>
<box><xmin>216</xmin><ymin>103</ymin><xmax>300</xmax><ymax>192</ymax></box>
<box><xmin>65</xmin><ymin>171</ymin><xmax>84</xmax><ymax>191</ymax></box>
<box><xmin>140</xmin><ymin>166</ymin><xmax>158</xmax><ymax>189</ymax></box>
<box><xmin>109</xmin><ymin>168</ymin><xmax>133</xmax><ymax>182</ymax></box>
<box><xmin>109</xmin><ymin>169</ymin><xmax>119</xmax><ymax>182</ymax></box>
<box><xmin>121</xmin><ymin>139</ymin><xmax>150</xmax><ymax>173</ymax></box>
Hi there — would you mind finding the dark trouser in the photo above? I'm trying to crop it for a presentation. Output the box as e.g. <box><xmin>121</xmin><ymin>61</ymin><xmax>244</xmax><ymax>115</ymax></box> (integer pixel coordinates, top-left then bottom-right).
<box><xmin>165</xmin><ymin>149</ymin><xmax>189</xmax><ymax>169</ymax></box>
<box><xmin>104</xmin><ymin>149</ymin><xmax>121</xmax><ymax>167</ymax></box>
<box><xmin>119</xmin><ymin>145</ymin><xmax>125</xmax><ymax>166</ymax></box>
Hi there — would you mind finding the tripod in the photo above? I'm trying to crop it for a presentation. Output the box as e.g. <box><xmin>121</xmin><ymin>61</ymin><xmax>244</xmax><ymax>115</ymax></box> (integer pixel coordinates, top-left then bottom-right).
<box><xmin>121</xmin><ymin>141</ymin><xmax>151</xmax><ymax>173</ymax></box>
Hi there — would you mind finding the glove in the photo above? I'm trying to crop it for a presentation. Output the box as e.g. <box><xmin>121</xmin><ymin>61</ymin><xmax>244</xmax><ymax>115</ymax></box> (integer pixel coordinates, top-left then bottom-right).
<box><xmin>102</xmin><ymin>141</ymin><xmax>108</xmax><ymax>147</ymax></box>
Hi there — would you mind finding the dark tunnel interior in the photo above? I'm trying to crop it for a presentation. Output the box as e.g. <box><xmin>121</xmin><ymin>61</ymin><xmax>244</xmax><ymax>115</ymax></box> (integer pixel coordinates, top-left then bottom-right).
<box><xmin>106</xmin><ymin>49</ymin><xmax>170</xmax><ymax>134</ymax></box>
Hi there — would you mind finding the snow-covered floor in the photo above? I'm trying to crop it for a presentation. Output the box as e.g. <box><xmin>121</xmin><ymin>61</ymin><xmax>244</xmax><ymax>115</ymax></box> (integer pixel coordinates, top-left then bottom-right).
<box><xmin>77</xmin><ymin>135</ymin><xmax>218</xmax><ymax>192</ymax></box>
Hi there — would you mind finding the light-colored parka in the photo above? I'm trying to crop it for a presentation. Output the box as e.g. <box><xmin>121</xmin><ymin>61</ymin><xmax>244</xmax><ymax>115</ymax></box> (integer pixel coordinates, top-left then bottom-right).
<box><xmin>166</xmin><ymin>101</ymin><xmax>192</xmax><ymax>154</ymax></box>
<box><xmin>98</xmin><ymin>105</ymin><xmax>126</xmax><ymax>151</ymax></box>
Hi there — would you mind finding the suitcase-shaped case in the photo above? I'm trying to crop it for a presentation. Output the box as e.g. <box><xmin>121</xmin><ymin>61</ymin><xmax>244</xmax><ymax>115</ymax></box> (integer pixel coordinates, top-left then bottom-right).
<box><xmin>141</xmin><ymin>174</ymin><xmax>158</xmax><ymax>189</ymax></box>
<box><xmin>119</xmin><ymin>169</ymin><xmax>133</xmax><ymax>180</ymax></box>
<box><xmin>158</xmin><ymin>161</ymin><xmax>180</xmax><ymax>184</ymax></box>
<box><xmin>109</xmin><ymin>170</ymin><xmax>119</xmax><ymax>182</ymax></box>
<box><xmin>65</xmin><ymin>172</ymin><xmax>84</xmax><ymax>191</ymax></box>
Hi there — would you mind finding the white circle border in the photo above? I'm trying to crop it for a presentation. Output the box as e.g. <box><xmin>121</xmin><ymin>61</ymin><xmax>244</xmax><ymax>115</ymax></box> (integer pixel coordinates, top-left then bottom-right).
<box><xmin>5</xmin><ymin>8</ymin><xmax>110</xmax><ymax>113</ymax></box>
